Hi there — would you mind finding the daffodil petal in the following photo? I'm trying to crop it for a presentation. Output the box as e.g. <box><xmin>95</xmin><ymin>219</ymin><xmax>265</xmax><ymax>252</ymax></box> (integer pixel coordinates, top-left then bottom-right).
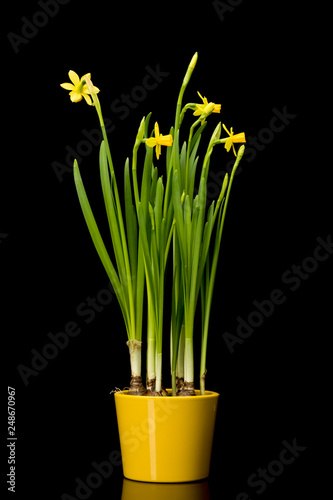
<box><xmin>222</xmin><ymin>124</ymin><xmax>230</xmax><ymax>135</ymax></box>
<box><xmin>81</xmin><ymin>73</ymin><xmax>92</xmax><ymax>82</ymax></box>
<box><xmin>224</xmin><ymin>138</ymin><xmax>232</xmax><ymax>152</ymax></box>
<box><xmin>70</xmin><ymin>91</ymin><xmax>83</xmax><ymax>103</ymax></box>
<box><xmin>197</xmin><ymin>91</ymin><xmax>208</xmax><ymax>105</ymax></box>
<box><xmin>68</xmin><ymin>70</ymin><xmax>80</xmax><ymax>86</ymax></box>
<box><xmin>60</xmin><ymin>82</ymin><xmax>74</xmax><ymax>90</ymax></box>
<box><xmin>82</xmin><ymin>87</ymin><xmax>96</xmax><ymax>99</ymax></box>
<box><xmin>82</xmin><ymin>93</ymin><xmax>93</xmax><ymax>106</ymax></box>
<box><xmin>146</xmin><ymin>137</ymin><xmax>157</xmax><ymax>148</ymax></box>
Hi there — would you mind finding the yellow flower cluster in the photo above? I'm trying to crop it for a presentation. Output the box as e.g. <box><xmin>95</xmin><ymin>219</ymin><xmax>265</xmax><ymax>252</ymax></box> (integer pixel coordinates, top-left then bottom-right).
<box><xmin>60</xmin><ymin>72</ymin><xmax>246</xmax><ymax>158</ymax></box>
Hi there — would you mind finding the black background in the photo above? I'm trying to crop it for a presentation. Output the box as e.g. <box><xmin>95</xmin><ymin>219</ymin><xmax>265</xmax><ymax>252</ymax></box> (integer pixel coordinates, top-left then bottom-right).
<box><xmin>2</xmin><ymin>1</ymin><xmax>330</xmax><ymax>499</ymax></box>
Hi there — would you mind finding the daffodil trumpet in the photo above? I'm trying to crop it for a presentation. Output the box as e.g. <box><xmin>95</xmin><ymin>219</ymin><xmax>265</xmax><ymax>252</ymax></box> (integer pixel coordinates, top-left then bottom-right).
<box><xmin>61</xmin><ymin>52</ymin><xmax>248</xmax><ymax>397</ymax></box>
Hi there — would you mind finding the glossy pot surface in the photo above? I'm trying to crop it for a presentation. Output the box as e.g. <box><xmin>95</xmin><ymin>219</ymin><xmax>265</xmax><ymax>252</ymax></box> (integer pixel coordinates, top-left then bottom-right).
<box><xmin>115</xmin><ymin>390</ymin><xmax>219</xmax><ymax>482</ymax></box>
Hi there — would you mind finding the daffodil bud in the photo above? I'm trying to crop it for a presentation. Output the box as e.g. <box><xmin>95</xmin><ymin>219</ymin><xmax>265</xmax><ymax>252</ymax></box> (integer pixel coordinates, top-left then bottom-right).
<box><xmin>232</xmin><ymin>145</ymin><xmax>246</xmax><ymax>173</ymax></box>
<box><xmin>218</xmin><ymin>173</ymin><xmax>229</xmax><ymax>204</ymax></box>
<box><xmin>183</xmin><ymin>52</ymin><xmax>198</xmax><ymax>86</ymax></box>
<box><xmin>211</xmin><ymin>122</ymin><xmax>222</xmax><ymax>143</ymax></box>
<box><xmin>237</xmin><ymin>145</ymin><xmax>245</xmax><ymax>160</ymax></box>
<box><xmin>135</xmin><ymin>117</ymin><xmax>145</xmax><ymax>149</ymax></box>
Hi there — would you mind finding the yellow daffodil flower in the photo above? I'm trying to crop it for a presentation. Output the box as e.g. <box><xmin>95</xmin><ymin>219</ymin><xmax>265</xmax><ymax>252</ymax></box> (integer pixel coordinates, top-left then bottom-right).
<box><xmin>146</xmin><ymin>122</ymin><xmax>173</xmax><ymax>159</ymax></box>
<box><xmin>222</xmin><ymin>124</ymin><xmax>246</xmax><ymax>156</ymax></box>
<box><xmin>193</xmin><ymin>91</ymin><xmax>221</xmax><ymax>122</ymax></box>
<box><xmin>60</xmin><ymin>70</ymin><xmax>100</xmax><ymax>106</ymax></box>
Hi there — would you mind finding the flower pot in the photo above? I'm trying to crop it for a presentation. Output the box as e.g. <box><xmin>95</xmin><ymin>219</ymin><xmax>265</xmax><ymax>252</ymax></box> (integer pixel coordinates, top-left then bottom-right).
<box><xmin>114</xmin><ymin>390</ymin><xmax>219</xmax><ymax>483</ymax></box>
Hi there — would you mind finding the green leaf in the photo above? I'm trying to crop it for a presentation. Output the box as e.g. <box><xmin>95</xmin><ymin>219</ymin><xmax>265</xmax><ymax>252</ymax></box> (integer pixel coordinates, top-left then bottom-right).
<box><xmin>188</xmin><ymin>176</ymin><xmax>207</xmax><ymax>319</ymax></box>
<box><xmin>188</xmin><ymin>155</ymin><xmax>200</xmax><ymax>204</ymax></box>
<box><xmin>100</xmin><ymin>142</ymin><xmax>127</xmax><ymax>291</ymax></box>
<box><xmin>137</xmin><ymin>202</ymin><xmax>157</xmax><ymax>328</ymax></box>
<box><xmin>135</xmin><ymin>239</ymin><xmax>145</xmax><ymax>341</ymax></box>
<box><xmin>154</xmin><ymin>177</ymin><xmax>164</xmax><ymax>252</ymax></box>
<box><xmin>173</xmin><ymin>129</ymin><xmax>180</xmax><ymax>173</ymax></box>
<box><xmin>184</xmin><ymin>194</ymin><xmax>192</xmax><ymax>272</ymax></box>
<box><xmin>166</xmin><ymin>126</ymin><xmax>174</xmax><ymax>175</ymax></box>
<box><xmin>73</xmin><ymin>160</ymin><xmax>129</xmax><ymax>331</ymax></box>
<box><xmin>149</xmin><ymin>203</ymin><xmax>160</xmax><ymax>292</ymax></box>
<box><xmin>124</xmin><ymin>158</ymin><xmax>138</xmax><ymax>291</ymax></box>
<box><xmin>141</xmin><ymin>146</ymin><xmax>154</xmax><ymax>213</ymax></box>
<box><xmin>196</xmin><ymin>202</ymin><xmax>215</xmax><ymax>300</ymax></box>
<box><xmin>172</xmin><ymin>170</ymin><xmax>186</xmax><ymax>266</ymax></box>
<box><xmin>179</xmin><ymin>141</ymin><xmax>187</xmax><ymax>191</ymax></box>
<box><xmin>149</xmin><ymin>166</ymin><xmax>158</xmax><ymax>206</ymax></box>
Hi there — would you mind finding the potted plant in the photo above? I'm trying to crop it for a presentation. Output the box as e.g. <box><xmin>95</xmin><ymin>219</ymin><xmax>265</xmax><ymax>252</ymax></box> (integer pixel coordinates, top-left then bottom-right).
<box><xmin>60</xmin><ymin>53</ymin><xmax>246</xmax><ymax>482</ymax></box>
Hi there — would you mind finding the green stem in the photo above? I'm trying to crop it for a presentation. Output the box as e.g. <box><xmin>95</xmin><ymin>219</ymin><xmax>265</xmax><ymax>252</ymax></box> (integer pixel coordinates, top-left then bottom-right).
<box><xmin>174</xmin><ymin>53</ymin><xmax>197</xmax><ymax>134</ymax></box>
<box><xmin>184</xmin><ymin>117</ymin><xmax>202</xmax><ymax>194</ymax></box>
<box><xmin>172</xmin><ymin>52</ymin><xmax>198</xmax><ymax>171</ymax></box>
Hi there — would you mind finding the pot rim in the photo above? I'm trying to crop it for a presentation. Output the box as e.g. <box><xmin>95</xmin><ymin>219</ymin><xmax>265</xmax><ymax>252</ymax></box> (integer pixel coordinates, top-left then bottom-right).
<box><xmin>114</xmin><ymin>389</ymin><xmax>219</xmax><ymax>399</ymax></box>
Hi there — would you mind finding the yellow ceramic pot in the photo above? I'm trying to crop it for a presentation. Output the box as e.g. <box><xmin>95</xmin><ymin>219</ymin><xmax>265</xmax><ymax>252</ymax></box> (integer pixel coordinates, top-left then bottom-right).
<box><xmin>114</xmin><ymin>389</ymin><xmax>219</xmax><ymax>483</ymax></box>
